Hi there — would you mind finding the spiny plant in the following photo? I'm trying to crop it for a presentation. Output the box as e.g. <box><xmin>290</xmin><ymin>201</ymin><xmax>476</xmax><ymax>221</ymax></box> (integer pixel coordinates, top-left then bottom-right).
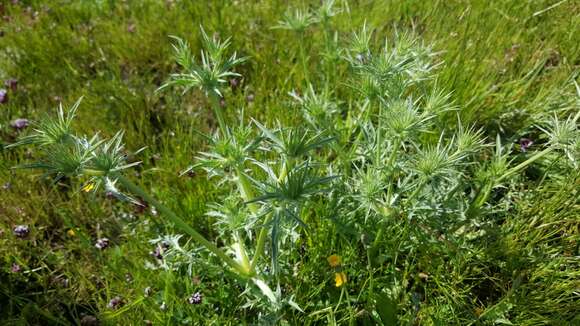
<box><xmin>157</xmin><ymin>26</ymin><xmax>246</xmax><ymax>133</ymax></box>
<box><xmin>8</xmin><ymin>13</ymin><xmax>579</xmax><ymax>323</ymax></box>
<box><xmin>7</xmin><ymin>26</ymin><xmax>332</xmax><ymax>319</ymax></box>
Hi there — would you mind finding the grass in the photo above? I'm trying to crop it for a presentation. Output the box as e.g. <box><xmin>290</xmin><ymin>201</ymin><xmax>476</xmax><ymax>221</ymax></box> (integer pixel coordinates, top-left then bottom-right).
<box><xmin>1</xmin><ymin>0</ymin><xmax>579</xmax><ymax>325</ymax></box>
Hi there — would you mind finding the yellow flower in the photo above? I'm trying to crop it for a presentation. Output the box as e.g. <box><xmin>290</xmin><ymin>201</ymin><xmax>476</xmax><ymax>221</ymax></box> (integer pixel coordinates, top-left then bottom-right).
<box><xmin>327</xmin><ymin>254</ymin><xmax>342</xmax><ymax>267</ymax></box>
<box><xmin>82</xmin><ymin>182</ymin><xmax>95</xmax><ymax>192</ymax></box>
<box><xmin>67</xmin><ymin>229</ymin><xmax>76</xmax><ymax>237</ymax></box>
<box><xmin>474</xmin><ymin>307</ymin><xmax>484</xmax><ymax>317</ymax></box>
<box><xmin>334</xmin><ymin>272</ymin><xmax>347</xmax><ymax>287</ymax></box>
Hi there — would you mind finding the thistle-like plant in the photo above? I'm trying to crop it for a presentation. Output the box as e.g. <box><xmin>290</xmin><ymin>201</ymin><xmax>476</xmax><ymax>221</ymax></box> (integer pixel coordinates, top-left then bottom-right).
<box><xmin>158</xmin><ymin>27</ymin><xmax>246</xmax><ymax>133</ymax></box>
<box><xmin>273</xmin><ymin>7</ymin><xmax>319</xmax><ymax>84</ymax></box>
<box><xmin>159</xmin><ymin>28</ymin><xmax>246</xmax><ymax>99</ymax></box>
<box><xmin>273</xmin><ymin>8</ymin><xmax>318</xmax><ymax>33</ymax></box>
<box><xmin>9</xmin><ymin>20</ymin><xmax>579</xmax><ymax>322</ymax></box>
<box><xmin>7</xmin><ymin>97</ymin><xmax>81</xmax><ymax>148</ymax></box>
<box><xmin>346</xmin><ymin>27</ymin><xmax>436</xmax><ymax>101</ymax></box>
<box><xmin>9</xmin><ymin>98</ymin><xmax>249</xmax><ymax>276</ymax></box>
<box><xmin>156</xmin><ymin>27</ymin><xmax>336</xmax><ymax>309</ymax></box>
<box><xmin>317</xmin><ymin>0</ymin><xmax>341</xmax><ymax>23</ymax></box>
<box><xmin>348</xmin><ymin>23</ymin><xmax>373</xmax><ymax>60</ymax></box>
<box><xmin>289</xmin><ymin>84</ymin><xmax>339</xmax><ymax>131</ymax></box>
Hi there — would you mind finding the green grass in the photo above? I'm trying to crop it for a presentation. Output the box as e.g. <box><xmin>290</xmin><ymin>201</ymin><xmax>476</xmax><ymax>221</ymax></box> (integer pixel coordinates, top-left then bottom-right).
<box><xmin>1</xmin><ymin>0</ymin><xmax>579</xmax><ymax>325</ymax></box>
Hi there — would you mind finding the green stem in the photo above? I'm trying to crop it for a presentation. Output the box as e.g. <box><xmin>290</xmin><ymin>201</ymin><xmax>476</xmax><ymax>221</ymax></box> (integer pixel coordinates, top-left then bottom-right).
<box><xmin>208</xmin><ymin>95</ymin><xmax>253</xmax><ymax>274</ymax></box>
<box><xmin>82</xmin><ymin>169</ymin><xmax>106</xmax><ymax>177</ymax></box>
<box><xmin>115</xmin><ymin>174</ymin><xmax>250</xmax><ymax>275</ymax></box>
<box><xmin>236</xmin><ymin>167</ymin><xmax>258</xmax><ymax>214</ymax></box>
<box><xmin>334</xmin><ymin>286</ymin><xmax>346</xmax><ymax>314</ymax></box>
<box><xmin>496</xmin><ymin>147</ymin><xmax>552</xmax><ymax>183</ymax></box>
<box><xmin>386</xmin><ymin>138</ymin><xmax>401</xmax><ymax>172</ymax></box>
<box><xmin>376</xmin><ymin>105</ymin><xmax>383</xmax><ymax>165</ymax></box>
<box><xmin>322</xmin><ymin>18</ymin><xmax>333</xmax><ymax>84</ymax></box>
<box><xmin>250</xmin><ymin>213</ymin><xmax>273</xmax><ymax>270</ymax></box>
<box><xmin>371</xmin><ymin>228</ymin><xmax>384</xmax><ymax>250</ymax></box>
<box><xmin>277</xmin><ymin>156</ymin><xmax>294</xmax><ymax>183</ymax></box>
<box><xmin>234</xmin><ymin>231</ymin><xmax>252</xmax><ymax>273</ymax></box>
<box><xmin>407</xmin><ymin>179</ymin><xmax>427</xmax><ymax>204</ymax></box>
<box><xmin>385</xmin><ymin>137</ymin><xmax>401</xmax><ymax>202</ymax></box>
<box><xmin>209</xmin><ymin>93</ymin><xmax>228</xmax><ymax>136</ymax></box>
<box><xmin>467</xmin><ymin>147</ymin><xmax>553</xmax><ymax>217</ymax></box>
<box><xmin>233</xmin><ymin>167</ymin><xmax>255</xmax><ymax>273</ymax></box>
<box><xmin>298</xmin><ymin>32</ymin><xmax>310</xmax><ymax>85</ymax></box>
<box><xmin>234</xmin><ymin>165</ymin><xmax>264</xmax><ymax>272</ymax></box>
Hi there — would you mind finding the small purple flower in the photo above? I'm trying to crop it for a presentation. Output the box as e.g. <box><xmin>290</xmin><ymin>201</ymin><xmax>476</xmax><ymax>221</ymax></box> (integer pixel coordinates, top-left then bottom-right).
<box><xmin>187</xmin><ymin>292</ymin><xmax>202</xmax><ymax>305</ymax></box>
<box><xmin>95</xmin><ymin>238</ymin><xmax>110</xmax><ymax>250</ymax></box>
<box><xmin>13</xmin><ymin>225</ymin><xmax>29</xmax><ymax>238</ymax></box>
<box><xmin>0</xmin><ymin>89</ymin><xmax>7</xmax><ymax>104</ymax></box>
<box><xmin>10</xmin><ymin>118</ymin><xmax>29</xmax><ymax>130</ymax></box>
<box><xmin>519</xmin><ymin>138</ymin><xmax>534</xmax><ymax>152</ymax></box>
<box><xmin>11</xmin><ymin>263</ymin><xmax>21</xmax><ymax>273</ymax></box>
<box><xmin>4</xmin><ymin>79</ymin><xmax>17</xmax><ymax>92</ymax></box>
<box><xmin>229</xmin><ymin>78</ymin><xmax>239</xmax><ymax>89</ymax></box>
<box><xmin>150</xmin><ymin>245</ymin><xmax>163</xmax><ymax>260</ymax></box>
<box><xmin>107</xmin><ymin>296</ymin><xmax>123</xmax><ymax>310</ymax></box>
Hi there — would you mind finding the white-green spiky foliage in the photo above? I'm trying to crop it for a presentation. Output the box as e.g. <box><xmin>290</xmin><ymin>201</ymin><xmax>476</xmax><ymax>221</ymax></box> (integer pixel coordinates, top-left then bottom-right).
<box><xmin>9</xmin><ymin>15</ymin><xmax>578</xmax><ymax>321</ymax></box>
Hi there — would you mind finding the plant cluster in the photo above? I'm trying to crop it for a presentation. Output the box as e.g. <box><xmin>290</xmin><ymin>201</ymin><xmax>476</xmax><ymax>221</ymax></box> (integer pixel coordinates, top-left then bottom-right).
<box><xmin>6</xmin><ymin>1</ymin><xmax>579</xmax><ymax>323</ymax></box>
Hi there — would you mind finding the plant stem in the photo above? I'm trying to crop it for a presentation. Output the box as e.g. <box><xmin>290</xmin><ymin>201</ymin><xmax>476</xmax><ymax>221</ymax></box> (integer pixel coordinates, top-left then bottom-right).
<box><xmin>376</xmin><ymin>104</ymin><xmax>383</xmax><ymax>165</ymax></box>
<box><xmin>250</xmin><ymin>213</ymin><xmax>273</xmax><ymax>270</ymax></box>
<box><xmin>236</xmin><ymin>167</ymin><xmax>258</xmax><ymax>214</ymax></box>
<box><xmin>209</xmin><ymin>93</ymin><xmax>228</xmax><ymax>136</ymax></box>
<box><xmin>385</xmin><ymin>137</ymin><xmax>401</xmax><ymax>202</ymax></box>
<box><xmin>233</xmin><ymin>167</ymin><xmax>255</xmax><ymax>273</ymax></box>
<box><xmin>407</xmin><ymin>179</ymin><xmax>427</xmax><ymax>204</ymax></box>
<box><xmin>234</xmin><ymin>230</ymin><xmax>252</xmax><ymax>273</ymax></box>
<box><xmin>115</xmin><ymin>174</ymin><xmax>250</xmax><ymax>275</ymax></box>
<box><xmin>496</xmin><ymin>147</ymin><xmax>553</xmax><ymax>182</ymax></box>
<box><xmin>208</xmin><ymin>95</ymin><xmax>253</xmax><ymax>274</ymax></box>
<box><xmin>322</xmin><ymin>18</ymin><xmax>333</xmax><ymax>84</ymax></box>
<box><xmin>298</xmin><ymin>32</ymin><xmax>310</xmax><ymax>85</ymax></box>
<box><xmin>334</xmin><ymin>286</ymin><xmax>346</xmax><ymax>314</ymax></box>
<box><xmin>467</xmin><ymin>147</ymin><xmax>553</xmax><ymax>217</ymax></box>
<box><xmin>371</xmin><ymin>228</ymin><xmax>383</xmax><ymax>250</ymax></box>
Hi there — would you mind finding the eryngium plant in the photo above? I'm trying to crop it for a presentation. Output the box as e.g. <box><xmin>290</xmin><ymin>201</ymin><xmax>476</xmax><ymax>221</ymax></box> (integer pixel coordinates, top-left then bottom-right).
<box><xmin>9</xmin><ymin>19</ymin><xmax>578</xmax><ymax>319</ymax></box>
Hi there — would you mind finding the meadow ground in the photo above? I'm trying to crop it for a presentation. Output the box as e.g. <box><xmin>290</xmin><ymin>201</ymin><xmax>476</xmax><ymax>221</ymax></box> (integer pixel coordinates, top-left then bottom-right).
<box><xmin>0</xmin><ymin>0</ymin><xmax>579</xmax><ymax>325</ymax></box>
